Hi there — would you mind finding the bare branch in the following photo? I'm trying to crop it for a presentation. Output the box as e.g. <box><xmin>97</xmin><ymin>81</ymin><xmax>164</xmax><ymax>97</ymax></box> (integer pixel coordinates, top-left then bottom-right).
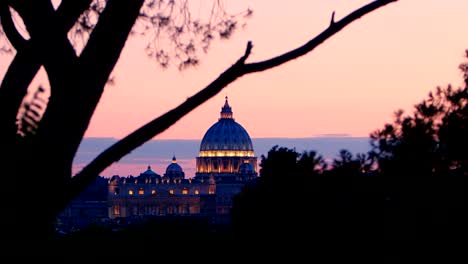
<box><xmin>244</xmin><ymin>0</ymin><xmax>397</xmax><ymax>73</ymax></box>
<box><xmin>238</xmin><ymin>40</ymin><xmax>252</xmax><ymax>64</ymax></box>
<box><xmin>68</xmin><ymin>41</ymin><xmax>249</xmax><ymax>202</ymax></box>
<box><xmin>69</xmin><ymin>0</ymin><xmax>397</xmax><ymax>202</ymax></box>
<box><xmin>139</xmin><ymin>0</ymin><xmax>252</xmax><ymax>69</ymax></box>
<box><xmin>330</xmin><ymin>11</ymin><xmax>336</xmax><ymax>26</ymax></box>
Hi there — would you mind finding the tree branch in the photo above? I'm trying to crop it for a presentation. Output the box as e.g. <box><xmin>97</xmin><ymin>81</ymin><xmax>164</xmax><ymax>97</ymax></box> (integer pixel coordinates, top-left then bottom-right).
<box><xmin>238</xmin><ymin>41</ymin><xmax>253</xmax><ymax>64</ymax></box>
<box><xmin>0</xmin><ymin>43</ymin><xmax>40</xmax><ymax>138</ymax></box>
<box><xmin>244</xmin><ymin>0</ymin><xmax>397</xmax><ymax>73</ymax></box>
<box><xmin>56</xmin><ymin>0</ymin><xmax>93</xmax><ymax>33</ymax></box>
<box><xmin>68</xmin><ymin>41</ymin><xmax>253</xmax><ymax>201</ymax></box>
<box><xmin>69</xmin><ymin>0</ymin><xmax>397</xmax><ymax>203</ymax></box>
<box><xmin>42</xmin><ymin>0</ymin><xmax>146</xmax><ymax>174</ymax></box>
<box><xmin>0</xmin><ymin>4</ymin><xmax>27</xmax><ymax>50</ymax></box>
<box><xmin>330</xmin><ymin>11</ymin><xmax>336</xmax><ymax>27</ymax></box>
<box><xmin>79</xmin><ymin>0</ymin><xmax>145</xmax><ymax>79</ymax></box>
<box><xmin>0</xmin><ymin>0</ymin><xmax>93</xmax><ymax>139</ymax></box>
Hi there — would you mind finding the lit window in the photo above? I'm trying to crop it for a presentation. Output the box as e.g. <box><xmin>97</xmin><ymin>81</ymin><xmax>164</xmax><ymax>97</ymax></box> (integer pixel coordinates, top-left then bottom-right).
<box><xmin>151</xmin><ymin>190</ymin><xmax>156</xmax><ymax>195</ymax></box>
<box><xmin>138</xmin><ymin>189</ymin><xmax>144</xmax><ymax>195</ymax></box>
<box><xmin>182</xmin><ymin>189</ymin><xmax>188</xmax><ymax>195</ymax></box>
<box><xmin>209</xmin><ymin>186</ymin><xmax>215</xmax><ymax>195</ymax></box>
<box><xmin>194</xmin><ymin>189</ymin><xmax>199</xmax><ymax>195</ymax></box>
<box><xmin>169</xmin><ymin>189</ymin><xmax>174</xmax><ymax>195</ymax></box>
<box><xmin>128</xmin><ymin>190</ymin><xmax>134</xmax><ymax>195</ymax></box>
<box><xmin>113</xmin><ymin>205</ymin><xmax>120</xmax><ymax>215</ymax></box>
<box><xmin>199</xmin><ymin>150</ymin><xmax>254</xmax><ymax>157</ymax></box>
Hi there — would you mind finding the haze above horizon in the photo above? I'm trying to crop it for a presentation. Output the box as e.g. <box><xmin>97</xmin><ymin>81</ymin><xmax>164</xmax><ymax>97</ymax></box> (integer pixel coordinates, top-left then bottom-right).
<box><xmin>1</xmin><ymin>0</ymin><xmax>467</xmax><ymax>141</ymax></box>
<box><xmin>74</xmin><ymin>136</ymin><xmax>372</xmax><ymax>178</ymax></box>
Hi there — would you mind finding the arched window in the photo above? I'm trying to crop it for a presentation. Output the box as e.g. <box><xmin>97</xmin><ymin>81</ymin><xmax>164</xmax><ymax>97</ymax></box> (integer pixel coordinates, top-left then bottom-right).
<box><xmin>113</xmin><ymin>205</ymin><xmax>120</xmax><ymax>216</ymax></box>
<box><xmin>209</xmin><ymin>186</ymin><xmax>215</xmax><ymax>195</ymax></box>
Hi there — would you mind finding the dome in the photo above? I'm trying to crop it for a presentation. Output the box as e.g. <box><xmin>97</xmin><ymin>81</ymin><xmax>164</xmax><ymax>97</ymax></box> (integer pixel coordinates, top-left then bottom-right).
<box><xmin>164</xmin><ymin>156</ymin><xmax>185</xmax><ymax>180</ymax></box>
<box><xmin>195</xmin><ymin>97</ymin><xmax>258</xmax><ymax>179</ymax></box>
<box><xmin>141</xmin><ymin>165</ymin><xmax>159</xmax><ymax>176</ymax></box>
<box><xmin>199</xmin><ymin>97</ymin><xmax>254</xmax><ymax>152</ymax></box>
<box><xmin>139</xmin><ymin>165</ymin><xmax>161</xmax><ymax>182</ymax></box>
<box><xmin>165</xmin><ymin>156</ymin><xmax>184</xmax><ymax>174</ymax></box>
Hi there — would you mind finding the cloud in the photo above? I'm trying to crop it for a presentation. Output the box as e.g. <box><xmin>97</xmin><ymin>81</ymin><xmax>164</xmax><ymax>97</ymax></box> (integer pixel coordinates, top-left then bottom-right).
<box><xmin>74</xmin><ymin>137</ymin><xmax>371</xmax><ymax>177</ymax></box>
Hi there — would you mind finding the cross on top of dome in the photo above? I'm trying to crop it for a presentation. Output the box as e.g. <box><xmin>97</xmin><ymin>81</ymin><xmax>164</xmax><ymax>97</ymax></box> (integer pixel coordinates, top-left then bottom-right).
<box><xmin>220</xmin><ymin>96</ymin><xmax>233</xmax><ymax>119</ymax></box>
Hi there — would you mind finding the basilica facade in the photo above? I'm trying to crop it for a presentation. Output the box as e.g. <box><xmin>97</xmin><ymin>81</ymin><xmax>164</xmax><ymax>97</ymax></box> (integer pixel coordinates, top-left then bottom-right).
<box><xmin>107</xmin><ymin>97</ymin><xmax>257</xmax><ymax>221</ymax></box>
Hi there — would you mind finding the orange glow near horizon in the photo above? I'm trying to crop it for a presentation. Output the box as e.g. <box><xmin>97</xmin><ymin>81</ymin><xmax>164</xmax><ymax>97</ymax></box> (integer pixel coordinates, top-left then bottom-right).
<box><xmin>198</xmin><ymin>150</ymin><xmax>255</xmax><ymax>157</ymax></box>
<box><xmin>1</xmin><ymin>1</ymin><xmax>467</xmax><ymax>140</ymax></box>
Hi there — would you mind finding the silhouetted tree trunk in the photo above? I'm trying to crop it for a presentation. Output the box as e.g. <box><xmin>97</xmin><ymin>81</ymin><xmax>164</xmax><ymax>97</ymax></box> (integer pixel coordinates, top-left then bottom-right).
<box><xmin>0</xmin><ymin>2</ymin><xmax>92</xmax><ymax>146</ymax></box>
<box><xmin>2</xmin><ymin>0</ymin><xmax>146</xmax><ymax>240</ymax></box>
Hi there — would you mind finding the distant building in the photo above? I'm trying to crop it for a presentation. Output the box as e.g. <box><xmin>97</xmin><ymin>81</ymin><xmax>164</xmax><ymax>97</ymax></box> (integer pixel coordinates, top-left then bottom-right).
<box><xmin>108</xmin><ymin>162</ymin><xmax>216</xmax><ymax>218</ymax></box>
<box><xmin>107</xmin><ymin>97</ymin><xmax>258</xmax><ymax>223</ymax></box>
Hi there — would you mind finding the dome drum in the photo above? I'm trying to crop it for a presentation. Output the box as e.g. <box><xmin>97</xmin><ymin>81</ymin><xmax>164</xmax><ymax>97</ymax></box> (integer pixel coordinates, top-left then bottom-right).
<box><xmin>196</xmin><ymin>156</ymin><xmax>257</xmax><ymax>174</ymax></box>
<box><xmin>198</xmin><ymin>150</ymin><xmax>254</xmax><ymax>157</ymax></box>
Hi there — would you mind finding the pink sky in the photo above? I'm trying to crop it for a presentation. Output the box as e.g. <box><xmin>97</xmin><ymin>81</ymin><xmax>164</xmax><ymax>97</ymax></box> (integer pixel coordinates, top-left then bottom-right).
<box><xmin>1</xmin><ymin>0</ymin><xmax>467</xmax><ymax>141</ymax></box>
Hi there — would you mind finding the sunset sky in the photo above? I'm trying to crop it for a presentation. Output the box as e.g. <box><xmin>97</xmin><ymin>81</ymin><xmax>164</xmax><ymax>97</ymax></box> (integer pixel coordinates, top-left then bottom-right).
<box><xmin>1</xmin><ymin>0</ymin><xmax>467</xmax><ymax>141</ymax></box>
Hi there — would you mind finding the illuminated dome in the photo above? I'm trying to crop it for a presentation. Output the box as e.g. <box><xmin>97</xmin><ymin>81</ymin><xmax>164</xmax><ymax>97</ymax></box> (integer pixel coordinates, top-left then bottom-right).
<box><xmin>199</xmin><ymin>97</ymin><xmax>254</xmax><ymax>156</ymax></box>
<box><xmin>195</xmin><ymin>97</ymin><xmax>257</xmax><ymax>181</ymax></box>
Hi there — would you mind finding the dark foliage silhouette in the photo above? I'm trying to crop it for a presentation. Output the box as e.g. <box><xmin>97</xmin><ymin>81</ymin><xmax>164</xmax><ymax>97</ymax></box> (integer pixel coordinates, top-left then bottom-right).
<box><xmin>368</xmin><ymin>50</ymin><xmax>468</xmax><ymax>246</ymax></box>
<box><xmin>231</xmin><ymin>51</ymin><xmax>468</xmax><ymax>251</ymax></box>
<box><xmin>231</xmin><ymin>146</ymin><xmax>384</xmax><ymax>249</ymax></box>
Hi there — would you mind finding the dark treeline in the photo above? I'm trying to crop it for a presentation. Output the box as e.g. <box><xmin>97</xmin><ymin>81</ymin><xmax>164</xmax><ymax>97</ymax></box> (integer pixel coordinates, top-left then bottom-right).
<box><xmin>231</xmin><ymin>147</ymin><xmax>467</xmax><ymax>251</ymax></box>
<box><xmin>231</xmin><ymin>52</ymin><xmax>468</xmax><ymax>252</ymax></box>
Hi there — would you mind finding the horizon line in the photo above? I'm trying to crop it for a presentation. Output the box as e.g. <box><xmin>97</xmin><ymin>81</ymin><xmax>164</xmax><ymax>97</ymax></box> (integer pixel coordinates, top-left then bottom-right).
<box><xmin>82</xmin><ymin>135</ymin><xmax>371</xmax><ymax>141</ymax></box>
